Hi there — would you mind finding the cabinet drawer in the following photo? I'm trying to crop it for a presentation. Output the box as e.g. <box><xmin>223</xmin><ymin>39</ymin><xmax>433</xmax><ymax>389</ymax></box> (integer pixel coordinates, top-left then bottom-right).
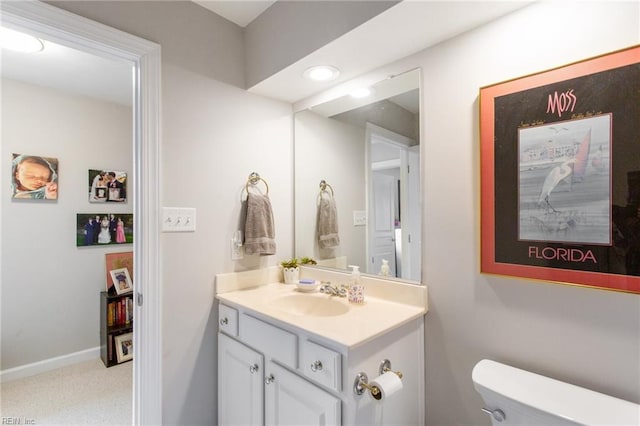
<box><xmin>218</xmin><ymin>304</ymin><xmax>238</xmax><ymax>337</ymax></box>
<box><xmin>300</xmin><ymin>340</ymin><xmax>341</xmax><ymax>392</ymax></box>
<box><xmin>240</xmin><ymin>314</ymin><xmax>297</xmax><ymax>368</ymax></box>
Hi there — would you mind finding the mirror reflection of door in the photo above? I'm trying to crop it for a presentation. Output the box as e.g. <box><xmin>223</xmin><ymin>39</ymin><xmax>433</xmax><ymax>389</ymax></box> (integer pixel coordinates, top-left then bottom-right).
<box><xmin>367</xmin><ymin>124</ymin><xmax>421</xmax><ymax>280</ymax></box>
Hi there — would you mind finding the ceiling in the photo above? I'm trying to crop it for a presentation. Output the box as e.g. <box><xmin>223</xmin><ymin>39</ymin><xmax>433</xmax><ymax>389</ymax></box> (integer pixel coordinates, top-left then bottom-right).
<box><xmin>1</xmin><ymin>38</ymin><xmax>133</xmax><ymax>106</ymax></box>
<box><xmin>0</xmin><ymin>1</ymin><xmax>533</xmax><ymax>107</ymax></box>
<box><xmin>192</xmin><ymin>0</ymin><xmax>277</xmax><ymax>27</ymax></box>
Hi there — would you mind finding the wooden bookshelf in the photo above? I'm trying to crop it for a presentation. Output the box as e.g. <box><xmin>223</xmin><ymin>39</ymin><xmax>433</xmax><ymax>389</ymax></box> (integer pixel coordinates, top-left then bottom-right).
<box><xmin>100</xmin><ymin>290</ymin><xmax>133</xmax><ymax>367</ymax></box>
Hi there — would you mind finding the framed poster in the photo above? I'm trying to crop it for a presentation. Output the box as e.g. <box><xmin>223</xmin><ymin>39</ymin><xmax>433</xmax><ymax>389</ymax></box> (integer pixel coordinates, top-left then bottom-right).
<box><xmin>480</xmin><ymin>45</ymin><xmax>640</xmax><ymax>294</ymax></box>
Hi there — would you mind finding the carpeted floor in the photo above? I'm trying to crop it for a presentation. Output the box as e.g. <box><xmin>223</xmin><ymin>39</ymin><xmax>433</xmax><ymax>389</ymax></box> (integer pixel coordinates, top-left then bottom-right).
<box><xmin>1</xmin><ymin>358</ymin><xmax>132</xmax><ymax>425</ymax></box>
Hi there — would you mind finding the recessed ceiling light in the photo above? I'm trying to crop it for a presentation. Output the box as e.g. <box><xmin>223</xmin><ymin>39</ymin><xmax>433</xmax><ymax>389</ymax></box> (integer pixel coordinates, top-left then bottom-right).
<box><xmin>0</xmin><ymin>27</ymin><xmax>44</xmax><ymax>53</ymax></box>
<box><xmin>303</xmin><ymin>65</ymin><xmax>340</xmax><ymax>82</ymax></box>
<box><xmin>350</xmin><ymin>87</ymin><xmax>374</xmax><ymax>99</ymax></box>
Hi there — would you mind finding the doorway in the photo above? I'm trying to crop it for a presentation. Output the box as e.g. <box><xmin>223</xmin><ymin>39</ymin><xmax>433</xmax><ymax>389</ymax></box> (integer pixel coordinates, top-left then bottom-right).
<box><xmin>0</xmin><ymin>2</ymin><xmax>161</xmax><ymax>423</ymax></box>
<box><xmin>366</xmin><ymin>123</ymin><xmax>421</xmax><ymax>280</ymax></box>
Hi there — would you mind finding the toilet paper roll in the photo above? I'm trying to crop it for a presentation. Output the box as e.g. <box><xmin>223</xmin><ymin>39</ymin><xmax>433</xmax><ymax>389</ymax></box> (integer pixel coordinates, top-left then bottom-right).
<box><xmin>369</xmin><ymin>371</ymin><xmax>403</xmax><ymax>401</ymax></box>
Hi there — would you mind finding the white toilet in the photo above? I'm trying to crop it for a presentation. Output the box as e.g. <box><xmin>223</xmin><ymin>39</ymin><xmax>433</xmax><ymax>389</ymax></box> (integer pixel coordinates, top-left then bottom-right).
<box><xmin>472</xmin><ymin>359</ymin><xmax>640</xmax><ymax>425</ymax></box>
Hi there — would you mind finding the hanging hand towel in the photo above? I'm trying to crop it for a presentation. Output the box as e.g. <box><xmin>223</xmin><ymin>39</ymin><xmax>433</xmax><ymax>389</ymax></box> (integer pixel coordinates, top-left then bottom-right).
<box><xmin>244</xmin><ymin>192</ymin><xmax>276</xmax><ymax>255</ymax></box>
<box><xmin>317</xmin><ymin>193</ymin><xmax>340</xmax><ymax>248</ymax></box>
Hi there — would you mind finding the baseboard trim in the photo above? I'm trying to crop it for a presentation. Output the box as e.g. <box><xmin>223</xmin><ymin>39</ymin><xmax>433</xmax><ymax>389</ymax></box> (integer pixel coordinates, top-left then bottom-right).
<box><xmin>0</xmin><ymin>347</ymin><xmax>101</xmax><ymax>383</ymax></box>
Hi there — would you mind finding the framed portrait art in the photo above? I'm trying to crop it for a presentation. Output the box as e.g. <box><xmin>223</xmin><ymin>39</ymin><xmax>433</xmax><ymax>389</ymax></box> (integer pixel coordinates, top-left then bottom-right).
<box><xmin>110</xmin><ymin>268</ymin><xmax>133</xmax><ymax>295</ymax></box>
<box><xmin>114</xmin><ymin>332</ymin><xmax>133</xmax><ymax>363</ymax></box>
<box><xmin>480</xmin><ymin>45</ymin><xmax>640</xmax><ymax>294</ymax></box>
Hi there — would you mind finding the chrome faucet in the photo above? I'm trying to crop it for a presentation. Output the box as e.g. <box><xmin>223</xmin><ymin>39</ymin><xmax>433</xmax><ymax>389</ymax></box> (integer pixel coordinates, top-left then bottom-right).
<box><xmin>319</xmin><ymin>282</ymin><xmax>347</xmax><ymax>297</ymax></box>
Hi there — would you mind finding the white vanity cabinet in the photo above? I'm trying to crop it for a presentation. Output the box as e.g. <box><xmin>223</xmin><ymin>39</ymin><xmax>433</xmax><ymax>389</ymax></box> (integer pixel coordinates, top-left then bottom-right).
<box><xmin>265</xmin><ymin>361</ymin><xmax>341</xmax><ymax>425</ymax></box>
<box><xmin>215</xmin><ymin>269</ymin><xmax>427</xmax><ymax>426</ymax></box>
<box><xmin>218</xmin><ymin>306</ymin><xmax>341</xmax><ymax>426</ymax></box>
<box><xmin>218</xmin><ymin>333</ymin><xmax>264</xmax><ymax>426</ymax></box>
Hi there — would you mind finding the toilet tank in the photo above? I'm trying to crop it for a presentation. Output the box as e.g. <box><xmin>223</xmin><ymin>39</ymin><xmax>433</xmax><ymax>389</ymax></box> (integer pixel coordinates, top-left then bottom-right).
<box><xmin>472</xmin><ymin>359</ymin><xmax>640</xmax><ymax>425</ymax></box>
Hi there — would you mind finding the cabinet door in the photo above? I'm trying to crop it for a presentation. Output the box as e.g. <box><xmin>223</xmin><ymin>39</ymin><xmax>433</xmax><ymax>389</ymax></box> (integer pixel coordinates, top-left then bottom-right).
<box><xmin>265</xmin><ymin>361</ymin><xmax>341</xmax><ymax>426</ymax></box>
<box><xmin>219</xmin><ymin>333</ymin><xmax>264</xmax><ymax>426</ymax></box>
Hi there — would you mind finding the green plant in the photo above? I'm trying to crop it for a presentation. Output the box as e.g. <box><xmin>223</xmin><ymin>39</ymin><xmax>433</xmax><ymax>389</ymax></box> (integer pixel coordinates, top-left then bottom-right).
<box><xmin>299</xmin><ymin>256</ymin><xmax>317</xmax><ymax>265</ymax></box>
<box><xmin>280</xmin><ymin>258</ymin><xmax>299</xmax><ymax>269</ymax></box>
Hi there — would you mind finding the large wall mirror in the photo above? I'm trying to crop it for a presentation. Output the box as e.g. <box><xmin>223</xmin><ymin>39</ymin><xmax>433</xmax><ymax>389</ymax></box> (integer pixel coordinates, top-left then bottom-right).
<box><xmin>294</xmin><ymin>68</ymin><xmax>421</xmax><ymax>284</ymax></box>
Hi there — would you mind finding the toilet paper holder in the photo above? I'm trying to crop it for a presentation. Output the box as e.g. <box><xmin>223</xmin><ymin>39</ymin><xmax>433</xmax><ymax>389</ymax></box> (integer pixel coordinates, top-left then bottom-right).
<box><xmin>354</xmin><ymin>359</ymin><xmax>403</xmax><ymax>399</ymax></box>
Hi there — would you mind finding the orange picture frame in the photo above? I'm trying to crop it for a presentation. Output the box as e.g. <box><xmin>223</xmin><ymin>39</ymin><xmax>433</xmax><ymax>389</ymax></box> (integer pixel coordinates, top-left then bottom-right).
<box><xmin>105</xmin><ymin>251</ymin><xmax>133</xmax><ymax>291</ymax></box>
<box><xmin>480</xmin><ymin>45</ymin><xmax>640</xmax><ymax>294</ymax></box>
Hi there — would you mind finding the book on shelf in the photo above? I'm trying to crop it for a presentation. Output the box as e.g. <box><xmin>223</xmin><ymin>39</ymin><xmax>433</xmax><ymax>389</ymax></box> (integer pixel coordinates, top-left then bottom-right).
<box><xmin>108</xmin><ymin>334</ymin><xmax>113</xmax><ymax>362</ymax></box>
<box><xmin>107</xmin><ymin>296</ymin><xmax>133</xmax><ymax>328</ymax></box>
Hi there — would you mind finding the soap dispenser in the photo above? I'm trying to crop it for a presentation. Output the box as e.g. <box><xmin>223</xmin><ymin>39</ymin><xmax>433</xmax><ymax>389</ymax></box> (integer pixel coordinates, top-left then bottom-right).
<box><xmin>347</xmin><ymin>265</ymin><xmax>364</xmax><ymax>304</ymax></box>
<box><xmin>379</xmin><ymin>259</ymin><xmax>390</xmax><ymax>276</ymax></box>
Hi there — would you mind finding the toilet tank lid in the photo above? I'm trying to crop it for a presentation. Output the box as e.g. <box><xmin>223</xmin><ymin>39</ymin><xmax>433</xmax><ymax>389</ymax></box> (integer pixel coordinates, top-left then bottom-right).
<box><xmin>472</xmin><ymin>359</ymin><xmax>640</xmax><ymax>425</ymax></box>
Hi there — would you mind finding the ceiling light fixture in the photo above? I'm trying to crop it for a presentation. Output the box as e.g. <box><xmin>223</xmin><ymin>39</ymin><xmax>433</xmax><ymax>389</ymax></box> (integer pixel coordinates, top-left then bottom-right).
<box><xmin>0</xmin><ymin>27</ymin><xmax>44</xmax><ymax>53</ymax></box>
<box><xmin>350</xmin><ymin>87</ymin><xmax>374</xmax><ymax>99</ymax></box>
<box><xmin>303</xmin><ymin>65</ymin><xmax>340</xmax><ymax>82</ymax></box>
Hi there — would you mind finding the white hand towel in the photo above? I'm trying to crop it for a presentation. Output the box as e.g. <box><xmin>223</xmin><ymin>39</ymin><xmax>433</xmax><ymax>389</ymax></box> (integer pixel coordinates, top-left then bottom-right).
<box><xmin>244</xmin><ymin>192</ymin><xmax>276</xmax><ymax>255</ymax></box>
<box><xmin>317</xmin><ymin>194</ymin><xmax>340</xmax><ymax>249</ymax></box>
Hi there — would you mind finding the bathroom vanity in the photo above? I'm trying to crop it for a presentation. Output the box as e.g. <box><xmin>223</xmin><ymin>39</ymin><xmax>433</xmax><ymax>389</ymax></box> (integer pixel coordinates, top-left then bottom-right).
<box><xmin>215</xmin><ymin>267</ymin><xmax>428</xmax><ymax>425</ymax></box>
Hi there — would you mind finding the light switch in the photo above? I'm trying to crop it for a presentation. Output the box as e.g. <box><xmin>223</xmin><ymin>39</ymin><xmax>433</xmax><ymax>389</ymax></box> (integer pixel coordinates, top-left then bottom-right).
<box><xmin>353</xmin><ymin>210</ymin><xmax>367</xmax><ymax>226</ymax></box>
<box><xmin>162</xmin><ymin>207</ymin><xmax>196</xmax><ymax>232</ymax></box>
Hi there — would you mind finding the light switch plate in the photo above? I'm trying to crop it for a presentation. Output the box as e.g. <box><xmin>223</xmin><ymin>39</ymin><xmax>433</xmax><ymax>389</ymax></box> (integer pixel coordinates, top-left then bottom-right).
<box><xmin>353</xmin><ymin>210</ymin><xmax>367</xmax><ymax>226</ymax></box>
<box><xmin>162</xmin><ymin>207</ymin><xmax>196</xmax><ymax>232</ymax></box>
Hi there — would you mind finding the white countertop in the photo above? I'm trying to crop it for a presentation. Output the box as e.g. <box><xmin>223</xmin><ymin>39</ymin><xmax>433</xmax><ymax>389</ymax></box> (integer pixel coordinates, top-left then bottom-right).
<box><xmin>215</xmin><ymin>267</ymin><xmax>428</xmax><ymax>349</ymax></box>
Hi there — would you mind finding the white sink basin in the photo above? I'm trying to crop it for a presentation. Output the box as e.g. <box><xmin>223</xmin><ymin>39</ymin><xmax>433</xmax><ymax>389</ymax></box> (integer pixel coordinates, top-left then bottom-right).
<box><xmin>271</xmin><ymin>294</ymin><xmax>350</xmax><ymax>317</ymax></box>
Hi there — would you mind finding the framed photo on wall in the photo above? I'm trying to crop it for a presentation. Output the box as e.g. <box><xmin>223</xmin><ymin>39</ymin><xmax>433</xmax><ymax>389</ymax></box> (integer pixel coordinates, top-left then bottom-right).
<box><xmin>76</xmin><ymin>213</ymin><xmax>133</xmax><ymax>246</ymax></box>
<box><xmin>480</xmin><ymin>45</ymin><xmax>640</xmax><ymax>294</ymax></box>
<box><xmin>88</xmin><ymin>169</ymin><xmax>127</xmax><ymax>203</ymax></box>
<box><xmin>114</xmin><ymin>332</ymin><xmax>133</xmax><ymax>363</ymax></box>
<box><xmin>11</xmin><ymin>154</ymin><xmax>59</xmax><ymax>200</ymax></box>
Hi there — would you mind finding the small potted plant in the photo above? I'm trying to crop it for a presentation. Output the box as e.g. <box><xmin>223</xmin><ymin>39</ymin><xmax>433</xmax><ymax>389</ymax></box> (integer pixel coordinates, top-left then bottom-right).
<box><xmin>299</xmin><ymin>256</ymin><xmax>317</xmax><ymax>266</ymax></box>
<box><xmin>280</xmin><ymin>257</ymin><xmax>300</xmax><ymax>284</ymax></box>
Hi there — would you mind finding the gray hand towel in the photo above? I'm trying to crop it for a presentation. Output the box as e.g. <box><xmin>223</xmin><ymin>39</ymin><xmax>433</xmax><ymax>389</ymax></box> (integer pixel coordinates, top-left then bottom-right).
<box><xmin>317</xmin><ymin>194</ymin><xmax>340</xmax><ymax>248</ymax></box>
<box><xmin>244</xmin><ymin>192</ymin><xmax>276</xmax><ymax>255</ymax></box>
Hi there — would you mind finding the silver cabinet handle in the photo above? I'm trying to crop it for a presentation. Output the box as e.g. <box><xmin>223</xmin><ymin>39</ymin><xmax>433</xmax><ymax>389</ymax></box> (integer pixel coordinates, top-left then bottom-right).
<box><xmin>481</xmin><ymin>408</ymin><xmax>506</xmax><ymax>422</ymax></box>
<box><xmin>264</xmin><ymin>374</ymin><xmax>275</xmax><ymax>385</ymax></box>
<box><xmin>310</xmin><ymin>360</ymin><xmax>323</xmax><ymax>372</ymax></box>
<box><xmin>219</xmin><ymin>317</ymin><xmax>228</xmax><ymax>326</ymax></box>
<box><xmin>249</xmin><ymin>364</ymin><xmax>259</xmax><ymax>374</ymax></box>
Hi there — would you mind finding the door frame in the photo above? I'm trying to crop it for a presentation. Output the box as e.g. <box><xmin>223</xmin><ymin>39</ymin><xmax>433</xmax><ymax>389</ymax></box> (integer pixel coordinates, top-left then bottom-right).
<box><xmin>365</xmin><ymin>123</ymin><xmax>415</xmax><ymax>279</ymax></box>
<box><xmin>0</xmin><ymin>2</ymin><xmax>162</xmax><ymax>424</ymax></box>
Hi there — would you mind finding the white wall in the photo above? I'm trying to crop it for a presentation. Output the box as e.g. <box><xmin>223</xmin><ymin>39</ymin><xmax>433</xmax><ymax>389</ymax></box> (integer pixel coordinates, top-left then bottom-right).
<box><xmin>1</xmin><ymin>78</ymin><xmax>132</xmax><ymax>369</ymax></box>
<box><xmin>294</xmin><ymin>110</ymin><xmax>366</xmax><ymax>267</ymax></box>
<box><xmin>403</xmin><ymin>2</ymin><xmax>639</xmax><ymax>424</ymax></box>
<box><xmin>160</xmin><ymin>62</ymin><xmax>292</xmax><ymax>425</ymax></box>
<box><xmin>48</xmin><ymin>2</ymin><xmax>293</xmax><ymax>424</ymax></box>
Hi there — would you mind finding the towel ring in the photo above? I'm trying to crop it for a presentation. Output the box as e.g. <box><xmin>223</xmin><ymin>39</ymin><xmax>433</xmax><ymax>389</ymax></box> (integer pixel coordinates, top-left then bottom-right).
<box><xmin>319</xmin><ymin>180</ymin><xmax>334</xmax><ymax>196</ymax></box>
<box><xmin>246</xmin><ymin>172</ymin><xmax>269</xmax><ymax>195</ymax></box>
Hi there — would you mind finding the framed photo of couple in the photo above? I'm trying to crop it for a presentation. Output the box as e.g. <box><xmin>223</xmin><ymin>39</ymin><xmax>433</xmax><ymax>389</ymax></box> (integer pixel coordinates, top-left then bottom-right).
<box><xmin>88</xmin><ymin>169</ymin><xmax>127</xmax><ymax>203</ymax></box>
<box><xmin>480</xmin><ymin>45</ymin><xmax>640</xmax><ymax>295</ymax></box>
